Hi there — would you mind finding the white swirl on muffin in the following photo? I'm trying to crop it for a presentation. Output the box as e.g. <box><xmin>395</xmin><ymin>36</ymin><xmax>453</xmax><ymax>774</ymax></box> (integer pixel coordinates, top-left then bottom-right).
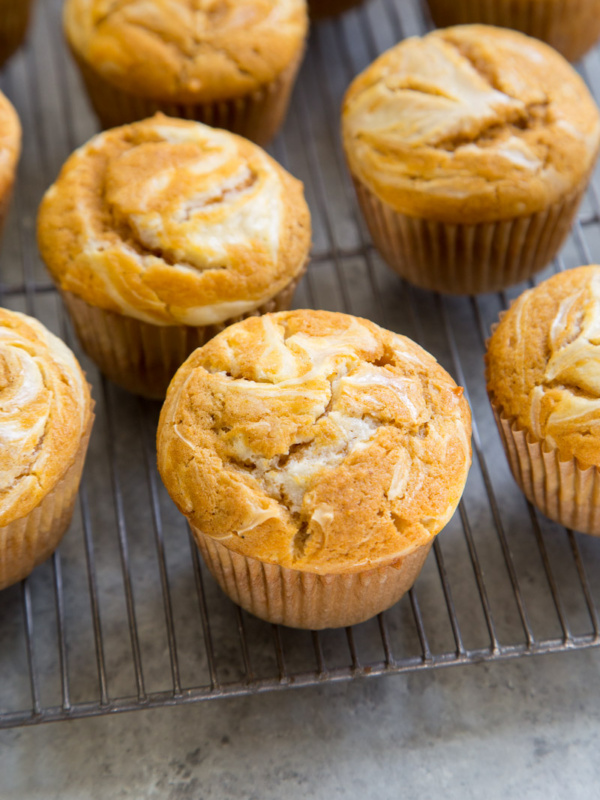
<box><xmin>38</xmin><ymin>115</ymin><xmax>310</xmax><ymax>327</ymax></box>
<box><xmin>0</xmin><ymin>310</ymin><xmax>90</xmax><ymax>526</ymax></box>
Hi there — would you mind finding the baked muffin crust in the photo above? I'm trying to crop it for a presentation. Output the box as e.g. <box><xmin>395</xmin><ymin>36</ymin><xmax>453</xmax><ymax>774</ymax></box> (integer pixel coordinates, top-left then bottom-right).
<box><xmin>0</xmin><ymin>309</ymin><xmax>92</xmax><ymax>527</ymax></box>
<box><xmin>0</xmin><ymin>90</ymin><xmax>21</xmax><ymax>200</ymax></box>
<box><xmin>64</xmin><ymin>0</ymin><xmax>308</xmax><ymax>103</ymax></box>
<box><xmin>158</xmin><ymin>310</ymin><xmax>472</xmax><ymax>574</ymax></box>
<box><xmin>342</xmin><ymin>25</ymin><xmax>600</xmax><ymax>225</ymax></box>
<box><xmin>38</xmin><ymin>115</ymin><xmax>311</xmax><ymax>326</ymax></box>
<box><xmin>487</xmin><ymin>266</ymin><xmax>600</xmax><ymax>467</ymax></box>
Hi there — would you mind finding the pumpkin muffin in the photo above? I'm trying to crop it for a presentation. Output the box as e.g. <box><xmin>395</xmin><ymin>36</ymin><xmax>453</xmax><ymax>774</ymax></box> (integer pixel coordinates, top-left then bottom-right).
<box><xmin>157</xmin><ymin>310</ymin><xmax>472</xmax><ymax>629</ymax></box>
<box><xmin>63</xmin><ymin>0</ymin><xmax>308</xmax><ymax>145</ymax></box>
<box><xmin>341</xmin><ymin>25</ymin><xmax>600</xmax><ymax>295</ymax></box>
<box><xmin>0</xmin><ymin>0</ymin><xmax>35</xmax><ymax>66</ymax></box>
<box><xmin>0</xmin><ymin>309</ymin><xmax>93</xmax><ymax>590</ymax></box>
<box><xmin>487</xmin><ymin>266</ymin><xmax>600</xmax><ymax>535</ymax></box>
<box><xmin>37</xmin><ymin>115</ymin><xmax>311</xmax><ymax>399</ymax></box>
<box><xmin>425</xmin><ymin>0</ymin><xmax>600</xmax><ymax>63</ymax></box>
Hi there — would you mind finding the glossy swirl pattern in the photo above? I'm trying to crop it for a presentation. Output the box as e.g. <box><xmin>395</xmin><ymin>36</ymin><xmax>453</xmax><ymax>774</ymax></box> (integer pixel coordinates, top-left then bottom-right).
<box><xmin>64</xmin><ymin>0</ymin><xmax>308</xmax><ymax>102</ymax></box>
<box><xmin>158</xmin><ymin>310</ymin><xmax>472</xmax><ymax>574</ymax></box>
<box><xmin>0</xmin><ymin>309</ymin><xmax>91</xmax><ymax>526</ymax></box>
<box><xmin>342</xmin><ymin>25</ymin><xmax>600</xmax><ymax>224</ymax></box>
<box><xmin>487</xmin><ymin>265</ymin><xmax>600</xmax><ymax>467</ymax></box>
<box><xmin>38</xmin><ymin>115</ymin><xmax>311</xmax><ymax>326</ymax></box>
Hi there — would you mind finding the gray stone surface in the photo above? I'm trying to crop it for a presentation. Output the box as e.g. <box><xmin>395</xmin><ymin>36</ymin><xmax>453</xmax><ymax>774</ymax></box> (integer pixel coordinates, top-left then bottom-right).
<box><xmin>2</xmin><ymin>649</ymin><xmax>599</xmax><ymax>799</ymax></box>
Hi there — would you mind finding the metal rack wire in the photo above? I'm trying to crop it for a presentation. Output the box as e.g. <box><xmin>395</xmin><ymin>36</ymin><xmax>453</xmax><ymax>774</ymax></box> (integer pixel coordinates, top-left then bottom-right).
<box><xmin>1</xmin><ymin>0</ymin><xmax>600</xmax><ymax>729</ymax></box>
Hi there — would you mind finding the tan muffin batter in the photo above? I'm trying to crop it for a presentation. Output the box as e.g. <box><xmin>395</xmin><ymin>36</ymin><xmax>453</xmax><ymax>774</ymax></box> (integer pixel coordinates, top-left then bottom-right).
<box><xmin>38</xmin><ymin>115</ymin><xmax>311</xmax><ymax>327</ymax></box>
<box><xmin>0</xmin><ymin>90</ymin><xmax>20</xmax><ymax>205</ymax></box>
<box><xmin>158</xmin><ymin>310</ymin><xmax>472</xmax><ymax>574</ymax></box>
<box><xmin>64</xmin><ymin>0</ymin><xmax>308</xmax><ymax>103</ymax></box>
<box><xmin>487</xmin><ymin>266</ymin><xmax>600</xmax><ymax>467</ymax></box>
<box><xmin>342</xmin><ymin>25</ymin><xmax>600</xmax><ymax>225</ymax></box>
<box><xmin>0</xmin><ymin>309</ymin><xmax>92</xmax><ymax>527</ymax></box>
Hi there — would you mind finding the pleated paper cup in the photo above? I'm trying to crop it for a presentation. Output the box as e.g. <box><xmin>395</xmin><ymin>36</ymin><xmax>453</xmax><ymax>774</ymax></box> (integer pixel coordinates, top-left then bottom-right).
<box><xmin>308</xmin><ymin>0</ymin><xmax>364</xmax><ymax>20</ymax></box>
<box><xmin>0</xmin><ymin>0</ymin><xmax>34</xmax><ymax>67</ymax></box>
<box><xmin>70</xmin><ymin>49</ymin><xmax>303</xmax><ymax>147</ymax></box>
<box><xmin>60</xmin><ymin>267</ymin><xmax>306</xmax><ymax>400</ymax></box>
<box><xmin>425</xmin><ymin>0</ymin><xmax>600</xmax><ymax>63</ymax></box>
<box><xmin>491</xmin><ymin>402</ymin><xmax>600</xmax><ymax>536</ymax></box>
<box><xmin>353</xmin><ymin>176</ymin><xmax>586</xmax><ymax>295</ymax></box>
<box><xmin>193</xmin><ymin>527</ymin><xmax>433</xmax><ymax>630</ymax></box>
<box><xmin>0</xmin><ymin>408</ymin><xmax>94</xmax><ymax>591</ymax></box>
<box><xmin>0</xmin><ymin>181</ymin><xmax>14</xmax><ymax>237</ymax></box>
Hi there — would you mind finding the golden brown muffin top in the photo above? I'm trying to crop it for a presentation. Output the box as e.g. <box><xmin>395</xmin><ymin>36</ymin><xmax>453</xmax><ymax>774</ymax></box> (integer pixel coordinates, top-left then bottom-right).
<box><xmin>0</xmin><ymin>90</ymin><xmax>21</xmax><ymax>197</ymax></box>
<box><xmin>158</xmin><ymin>310</ymin><xmax>472</xmax><ymax>574</ymax></box>
<box><xmin>342</xmin><ymin>25</ymin><xmax>600</xmax><ymax>225</ymax></box>
<box><xmin>64</xmin><ymin>0</ymin><xmax>308</xmax><ymax>103</ymax></box>
<box><xmin>486</xmin><ymin>266</ymin><xmax>600</xmax><ymax>467</ymax></box>
<box><xmin>0</xmin><ymin>309</ymin><xmax>92</xmax><ymax>527</ymax></box>
<box><xmin>38</xmin><ymin>115</ymin><xmax>311</xmax><ymax>326</ymax></box>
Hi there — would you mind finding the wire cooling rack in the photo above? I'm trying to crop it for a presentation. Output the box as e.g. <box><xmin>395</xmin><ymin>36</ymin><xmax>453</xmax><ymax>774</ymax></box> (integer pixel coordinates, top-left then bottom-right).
<box><xmin>1</xmin><ymin>0</ymin><xmax>600</xmax><ymax>730</ymax></box>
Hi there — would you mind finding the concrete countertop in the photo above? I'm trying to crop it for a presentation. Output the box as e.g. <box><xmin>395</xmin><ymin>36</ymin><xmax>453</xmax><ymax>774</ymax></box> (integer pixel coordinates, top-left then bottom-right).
<box><xmin>2</xmin><ymin>649</ymin><xmax>598</xmax><ymax>799</ymax></box>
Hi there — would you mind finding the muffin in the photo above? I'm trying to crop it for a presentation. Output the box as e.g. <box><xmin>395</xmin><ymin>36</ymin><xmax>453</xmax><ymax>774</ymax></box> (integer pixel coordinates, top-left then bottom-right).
<box><xmin>0</xmin><ymin>309</ymin><xmax>93</xmax><ymax>590</ymax></box>
<box><xmin>487</xmin><ymin>266</ymin><xmax>600</xmax><ymax>535</ymax></box>
<box><xmin>37</xmin><ymin>115</ymin><xmax>311</xmax><ymax>399</ymax></box>
<box><xmin>63</xmin><ymin>0</ymin><xmax>308</xmax><ymax>146</ymax></box>
<box><xmin>157</xmin><ymin>310</ymin><xmax>472</xmax><ymax>629</ymax></box>
<box><xmin>0</xmin><ymin>91</ymin><xmax>20</xmax><ymax>233</ymax></box>
<box><xmin>341</xmin><ymin>25</ymin><xmax>600</xmax><ymax>295</ymax></box>
<box><xmin>0</xmin><ymin>0</ymin><xmax>35</xmax><ymax>66</ymax></box>
<box><xmin>308</xmin><ymin>0</ymin><xmax>364</xmax><ymax>20</ymax></box>
<box><xmin>425</xmin><ymin>0</ymin><xmax>600</xmax><ymax>63</ymax></box>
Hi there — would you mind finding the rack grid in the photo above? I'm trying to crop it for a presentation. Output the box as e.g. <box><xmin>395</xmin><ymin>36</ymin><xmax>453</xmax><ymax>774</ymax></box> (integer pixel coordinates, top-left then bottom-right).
<box><xmin>1</xmin><ymin>0</ymin><xmax>600</xmax><ymax>729</ymax></box>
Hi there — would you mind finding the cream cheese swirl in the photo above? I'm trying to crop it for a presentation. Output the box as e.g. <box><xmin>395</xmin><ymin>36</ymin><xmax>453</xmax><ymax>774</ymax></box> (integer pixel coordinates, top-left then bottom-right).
<box><xmin>158</xmin><ymin>311</ymin><xmax>472</xmax><ymax>573</ymax></box>
<box><xmin>38</xmin><ymin>115</ymin><xmax>311</xmax><ymax>327</ymax></box>
<box><xmin>528</xmin><ymin>272</ymin><xmax>600</xmax><ymax>445</ymax></box>
<box><xmin>0</xmin><ymin>310</ymin><xmax>91</xmax><ymax>526</ymax></box>
<box><xmin>64</xmin><ymin>0</ymin><xmax>308</xmax><ymax>103</ymax></box>
<box><xmin>342</xmin><ymin>25</ymin><xmax>600</xmax><ymax>224</ymax></box>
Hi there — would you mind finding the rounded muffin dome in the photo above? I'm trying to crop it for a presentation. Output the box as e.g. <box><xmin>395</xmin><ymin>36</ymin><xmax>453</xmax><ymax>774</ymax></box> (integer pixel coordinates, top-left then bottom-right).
<box><xmin>487</xmin><ymin>265</ymin><xmax>600</xmax><ymax>468</ymax></box>
<box><xmin>37</xmin><ymin>115</ymin><xmax>311</xmax><ymax>328</ymax></box>
<box><xmin>0</xmin><ymin>309</ymin><xmax>92</xmax><ymax>527</ymax></box>
<box><xmin>342</xmin><ymin>25</ymin><xmax>600</xmax><ymax>225</ymax></box>
<box><xmin>158</xmin><ymin>310</ymin><xmax>472</xmax><ymax>574</ymax></box>
<box><xmin>63</xmin><ymin>0</ymin><xmax>308</xmax><ymax>103</ymax></box>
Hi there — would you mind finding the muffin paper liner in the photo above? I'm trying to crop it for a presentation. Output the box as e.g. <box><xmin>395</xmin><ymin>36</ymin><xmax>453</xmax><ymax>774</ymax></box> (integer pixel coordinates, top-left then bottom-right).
<box><xmin>0</xmin><ymin>408</ymin><xmax>94</xmax><ymax>591</ymax></box>
<box><xmin>60</xmin><ymin>267</ymin><xmax>306</xmax><ymax>399</ymax></box>
<box><xmin>308</xmin><ymin>0</ymin><xmax>364</xmax><ymax>20</ymax></box>
<box><xmin>491</xmin><ymin>401</ymin><xmax>600</xmax><ymax>536</ymax></box>
<box><xmin>193</xmin><ymin>527</ymin><xmax>433</xmax><ymax>630</ymax></box>
<box><xmin>71</xmin><ymin>49</ymin><xmax>303</xmax><ymax>146</ymax></box>
<box><xmin>353</xmin><ymin>176</ymin><xmax>586</xmax><ymax>295</ymax></box>
<box><xmin>0</xmin><ymin>182</ymin><xmax>14</xmax><ymax>236</ymax></box>
<box><xmin>0</xmin><ymin>0</ymin><xmax>33</xmax><ymax>67</ymax></box>
<box><xmin>425</xmin><ymin>0</ymin><xmax>600</xmax><ymax>63</ymax></box>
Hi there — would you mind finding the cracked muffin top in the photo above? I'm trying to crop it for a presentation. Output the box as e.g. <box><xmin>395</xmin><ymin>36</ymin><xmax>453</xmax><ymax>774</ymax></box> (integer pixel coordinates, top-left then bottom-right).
<box><xmin>63</xmin><ymin>0</ymin><xmax>308</xmax><ymax>103</ymax></box>
<box><xmin>487</xmin><ymin>265</ymin><xmax>600</xmax><ymax>468</ymax></box>
<box><xmin>157</xmin><ymin>310</ymin><xmax>472</xmax><ymax>574</ymax></box>
<box><xmin>342</xmin><ymin>25</ymin><xmax>600</xmax><ymax>225</ymax></box>
<box><xmin>0</xmin><ymin>309</ymin><xmax>92</xmax><ymax>527</ymax></box>
<box><xmin>37</xmin><ymin>115</ymin><xmax>311</xmax><ymax>326</ymax></box>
